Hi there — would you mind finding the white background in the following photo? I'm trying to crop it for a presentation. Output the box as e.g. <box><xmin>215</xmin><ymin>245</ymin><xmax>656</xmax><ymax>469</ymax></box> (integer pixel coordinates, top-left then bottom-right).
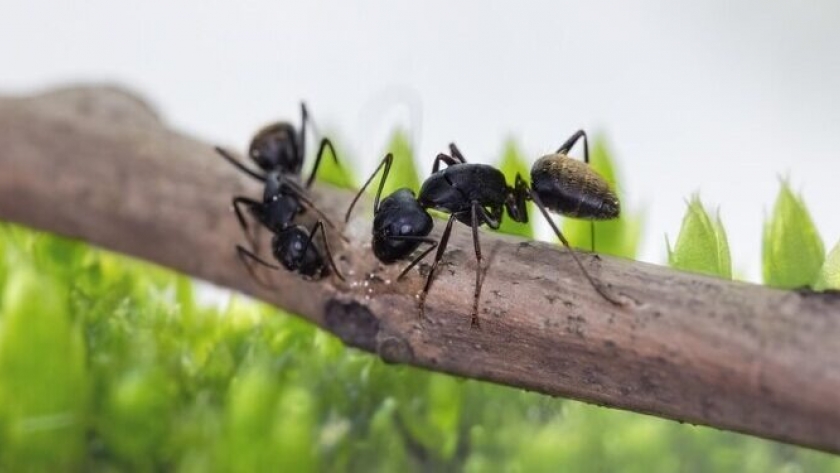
<box><xmin>3</xmin><ymin>1</ymin><xmax>839</xmax><ymax>281</ymax></box>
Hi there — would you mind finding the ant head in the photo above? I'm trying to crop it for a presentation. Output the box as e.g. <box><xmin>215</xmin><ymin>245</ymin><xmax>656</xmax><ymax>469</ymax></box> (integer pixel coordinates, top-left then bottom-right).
<box><xmin>372</xmin><ymin>189</ymin><xmax>433</xmax><ymax>263</ymax></box>
<box><xmin>504</xmin><ymin>173</ymin><xmax>530</xmax><ymax>223</ymax></box>
<box><xmin>273</xmin><ymin>227</ymin><xmax>324</xmax><ymax>279</ymax></box>
<box><xmin>249</xmin><ymin>122</ymin><xmax>302</xmax><ymax>174</ymax></box>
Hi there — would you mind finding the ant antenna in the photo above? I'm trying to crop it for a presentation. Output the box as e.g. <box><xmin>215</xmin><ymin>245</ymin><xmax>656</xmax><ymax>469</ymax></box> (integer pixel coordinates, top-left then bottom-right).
<box><xmin>345</xmin><ymin>153</ymin><xmax>394</xmax><ymax>223</ymax></box>
<box><xmin>214</xmin><ymin>147</ymin><xmax>266</xmax><ymax>182</ymax></box>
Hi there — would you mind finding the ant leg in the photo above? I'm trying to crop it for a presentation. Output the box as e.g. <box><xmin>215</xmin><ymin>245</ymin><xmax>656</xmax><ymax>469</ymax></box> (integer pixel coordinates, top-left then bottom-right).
<box><xmin>448</xmin><ymin>143</ymin><xmax>468</xmax><ymax>163</ymax></box>
<box><xmin>432</xmin><ymin>153</ymin><xmax>463</xmax><ymax>173</ymax></box>
<box><xmin>506</xmin><ymin>173</ymin><xmax>530</xmax><ymax>223</ymax></box>
<box><xmin>232</xmin><ymin>196</ymin><xmax>262</xmax><ymax>250</ymax></box>
<box><xmin>345</xmin><ymin>153</ymin><xmax>393</xmax><ymax>223</ymax></box>
<box><xmin>299</xmin><ymin>102</ymin><xmax>309</xmax><ymax>163</ymax></box>
<box><xmin>470</xmin><ymin>202</ymin><xmax>485</xmax><ymax>328</ymax></box>
<box><xmin>529</xmin><ymin>189</ymin><xmax>622</xmax><ymax>306</ymax></box>
<box><xmin>305</xmin><ymin>138</ymin><xmax>344</xmax><ymax>188</ymax></box>
<box><xmin>477</xmin><ymin>205</ymin><xmax>502</xmax><ymax>230</ymax></box>
<box><xmin>310</xmin><ymin>220</ymin><xmax>345</xmax><ymax>281</ymax></box>
<box><xmin>556</xmin><ymin>129</ymin><xmax>589</xmax><ymax>162</ymax></box>
<box><xmin>236</xmin><ymin>244</ymin><xmax>279</xmax><ymax>288</ymax></box>
<box><xmin>389</xmin><ymin>236</ymin><xmax>439</xmax><ymax>280</ymax></box>
<box><xmin>214</xmin><ymin>147</ymin><xmax>266</xmax><ymax>182</ymax></box>
<box><xmin>418</xmin><ymin>214</ymin><xmax>458</xmax><ymax>319</ymax></box>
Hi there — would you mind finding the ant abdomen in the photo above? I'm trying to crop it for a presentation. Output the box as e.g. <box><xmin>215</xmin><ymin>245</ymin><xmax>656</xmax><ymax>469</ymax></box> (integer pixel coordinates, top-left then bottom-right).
<box><xmin>272</xmin><ymin>228</ymin><xmax>327</xmax><ymax>280</ymax></box>
<box><xmin>531</xmin><ymin>155</ymin><xmax>620</xmax><ymax>220</ymax></box>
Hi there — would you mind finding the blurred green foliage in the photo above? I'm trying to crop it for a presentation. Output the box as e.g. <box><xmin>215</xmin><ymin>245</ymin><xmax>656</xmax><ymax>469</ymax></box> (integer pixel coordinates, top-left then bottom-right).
<box><xmin>667</xmin><ymin>196</ymin><xmax>732</xmax><ymax>279</ymax></box>
<box><xmin>1</xmin><ymin>225</ymin><xmax>838</xmax><ymax>472</ymax></box>
<box><xmin>763</xmin><ymin>180</ymin><xmax>825</xmax><ymax>288</ymax></box>
<box><xmin>1</xmin><ymin>134</ymin><xmax>839</xmax><ymax>471</ymax></box>
<box><xmin>814</xmin><ymin>239</ymin><xmax>840</xmax><ymax>291</ymax></box>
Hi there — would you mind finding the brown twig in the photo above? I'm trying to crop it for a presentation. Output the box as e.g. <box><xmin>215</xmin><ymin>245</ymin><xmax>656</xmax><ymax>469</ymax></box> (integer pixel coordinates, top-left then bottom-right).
<box><xmin>0</xmin><ymin>85</ymin><xmax>839</xmax><ymax>453</ymax></box>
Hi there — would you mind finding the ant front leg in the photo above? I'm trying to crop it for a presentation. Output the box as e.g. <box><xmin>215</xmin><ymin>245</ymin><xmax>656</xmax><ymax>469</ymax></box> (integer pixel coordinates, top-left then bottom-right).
<box><xmin>305</xmin><ymin>138</ymin><xmax>344</xmax><ymax>188</ymax></box>
<box><xmin>391</xmin><ymin>236</ymin><xmax>439</xmax><ymax>280</ymax></box>
<box><xmin>232</xmin><ymin>196</ymin><xmax>263</xmax><ymax>251</ymax></box>
<box><xmin>418</xmin><ymin>214</ymin><xmax>457</xmax><ymax>320</ymax></box>
<box><xmin>236</xmin><ymin>244</ymin><xmax>279</xmax><ymax>288</ymax></box>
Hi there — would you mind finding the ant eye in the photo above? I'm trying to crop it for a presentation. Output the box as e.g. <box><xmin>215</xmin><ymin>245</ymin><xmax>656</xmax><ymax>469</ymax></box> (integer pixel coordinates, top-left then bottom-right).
<box><xmin>400</xmin><ymin>224</ymin><xmax>412</xmax><ymax>235</ymax></box>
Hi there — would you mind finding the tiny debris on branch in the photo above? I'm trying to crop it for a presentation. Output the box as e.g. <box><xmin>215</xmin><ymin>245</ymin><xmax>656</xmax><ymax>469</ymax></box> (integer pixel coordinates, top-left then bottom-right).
<box><xmin>0</xmin><ymin>86</ymin><xmax>839</xmax><ymax>453</ymax></box>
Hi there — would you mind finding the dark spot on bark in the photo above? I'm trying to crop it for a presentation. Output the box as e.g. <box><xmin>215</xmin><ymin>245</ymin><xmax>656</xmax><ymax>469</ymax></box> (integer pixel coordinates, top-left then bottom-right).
<box><xmin>545</xmin><ymin>294</ymin><xmax>559</xmax><ymax>305</ymax></box>
<box><xmin>378</xmin><ymin>336</ymin><xmax>414</xmax><ymax>365</ymax></box>
<box><xmin>324</xmin><ymin>299</ymin><xmax>379</xmax><ymax>352</ymax></box>
<box><xmin>563</xmin><ymin>300</ymin><xmax>574</xmax><ymax>308</ymax></box>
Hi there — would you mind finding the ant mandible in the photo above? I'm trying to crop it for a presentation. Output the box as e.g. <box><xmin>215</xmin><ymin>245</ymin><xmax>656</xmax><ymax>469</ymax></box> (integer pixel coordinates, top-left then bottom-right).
<box><xmin>346</xmin><ymin>130</ymin><xmax>620</xmax><ymax>328</ymax></box>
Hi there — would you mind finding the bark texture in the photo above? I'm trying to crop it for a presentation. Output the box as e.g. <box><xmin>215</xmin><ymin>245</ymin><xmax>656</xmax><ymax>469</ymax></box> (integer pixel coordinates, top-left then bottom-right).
<box><xmin>0</xmin><ymin>86</ymin><xmax>838</xmax><ymax>453</ymax></box>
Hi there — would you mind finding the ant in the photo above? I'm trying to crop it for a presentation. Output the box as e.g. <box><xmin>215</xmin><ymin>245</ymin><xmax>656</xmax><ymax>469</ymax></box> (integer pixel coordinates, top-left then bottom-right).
<box><xmin>213</xmin><ymin>103</ymin><xmax>347</xmax><ymax>281</ymax></box>
<box><xmin>346</xmin><ymin>130</ymin><xmax>620</xmax><ymax>328</ymax></box>
<box><xmin>214</xmin><ymin>102</ymin><xmax>347</xmax><ymax>246</ymax></box>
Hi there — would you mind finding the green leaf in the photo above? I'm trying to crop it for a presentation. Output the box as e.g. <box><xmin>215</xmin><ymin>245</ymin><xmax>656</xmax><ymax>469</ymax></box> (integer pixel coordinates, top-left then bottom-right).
<box><xmin>368</xmin><ymin>129</ymin><xmax>421</xmax><ymax>198</ymax></box>
<box><xmin>762</xmin><ymin>180</ymin><xmax>824</xmax><ymax>288</ymax></box>
<box><xmin>667</xmin><ymin>196</ymin><xmax>732</xmax><ymax>279</ymax></box>
<box><xmin>562</xmin><ymin>135</ymin><xmax>643</xmax><ymax>258</ymax></box>
<box><xmin>812</xmin><ymin>239</ymin><xmax>840</xmax><ymax>291</ymax></box>
<box><xmin>495</xmin><ymin>140</ymin><xmax>535</xmax><ymax>238</ymax></box>
<box><xmin>0</xmin><ymin>267</ymin><xmax>88</xmax><ymax>471</ymax></box>
<box><xmin>312</xmin><ymin>132</ymin><xmax>356</xmax><ymax>190</ymax></box>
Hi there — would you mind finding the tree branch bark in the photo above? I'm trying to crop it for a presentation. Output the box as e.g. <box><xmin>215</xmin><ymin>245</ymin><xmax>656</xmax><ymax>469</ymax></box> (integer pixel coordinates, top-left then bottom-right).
<box><xmin>1</xmin><ymin>86</ymin><xmax>838</xmax><ymax>454</ymax></box>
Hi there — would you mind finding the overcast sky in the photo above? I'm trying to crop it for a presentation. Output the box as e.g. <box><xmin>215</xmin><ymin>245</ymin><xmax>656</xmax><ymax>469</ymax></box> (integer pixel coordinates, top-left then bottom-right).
<box><xmin>3</xmin><ymin>1</ymin><xmax>840</xmax><ymax>281</ymax></box>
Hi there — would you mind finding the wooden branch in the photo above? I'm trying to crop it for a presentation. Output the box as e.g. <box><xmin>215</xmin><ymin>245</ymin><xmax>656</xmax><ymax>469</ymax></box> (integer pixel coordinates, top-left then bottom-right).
<box><xmin>1</xmin><ymin>85</ymin><xmax>839</xmax><ymax>454</ymax></box>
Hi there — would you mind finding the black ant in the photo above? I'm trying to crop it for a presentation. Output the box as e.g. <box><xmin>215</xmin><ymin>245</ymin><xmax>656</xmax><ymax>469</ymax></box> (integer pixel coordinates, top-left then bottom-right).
<box><xmin>213</xmin><ymin>103</ymin><xmax>347</xmax><ymax>281</ymax></box>
<box><xmin>214</xmin><ymin>102</ymin><xmax>347</xmax><ymax>243</ymax></box>
<box><xmin>346</xmin><ymin>130</ymin><xmax>620</xmax><ymax>328</ymax></box>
